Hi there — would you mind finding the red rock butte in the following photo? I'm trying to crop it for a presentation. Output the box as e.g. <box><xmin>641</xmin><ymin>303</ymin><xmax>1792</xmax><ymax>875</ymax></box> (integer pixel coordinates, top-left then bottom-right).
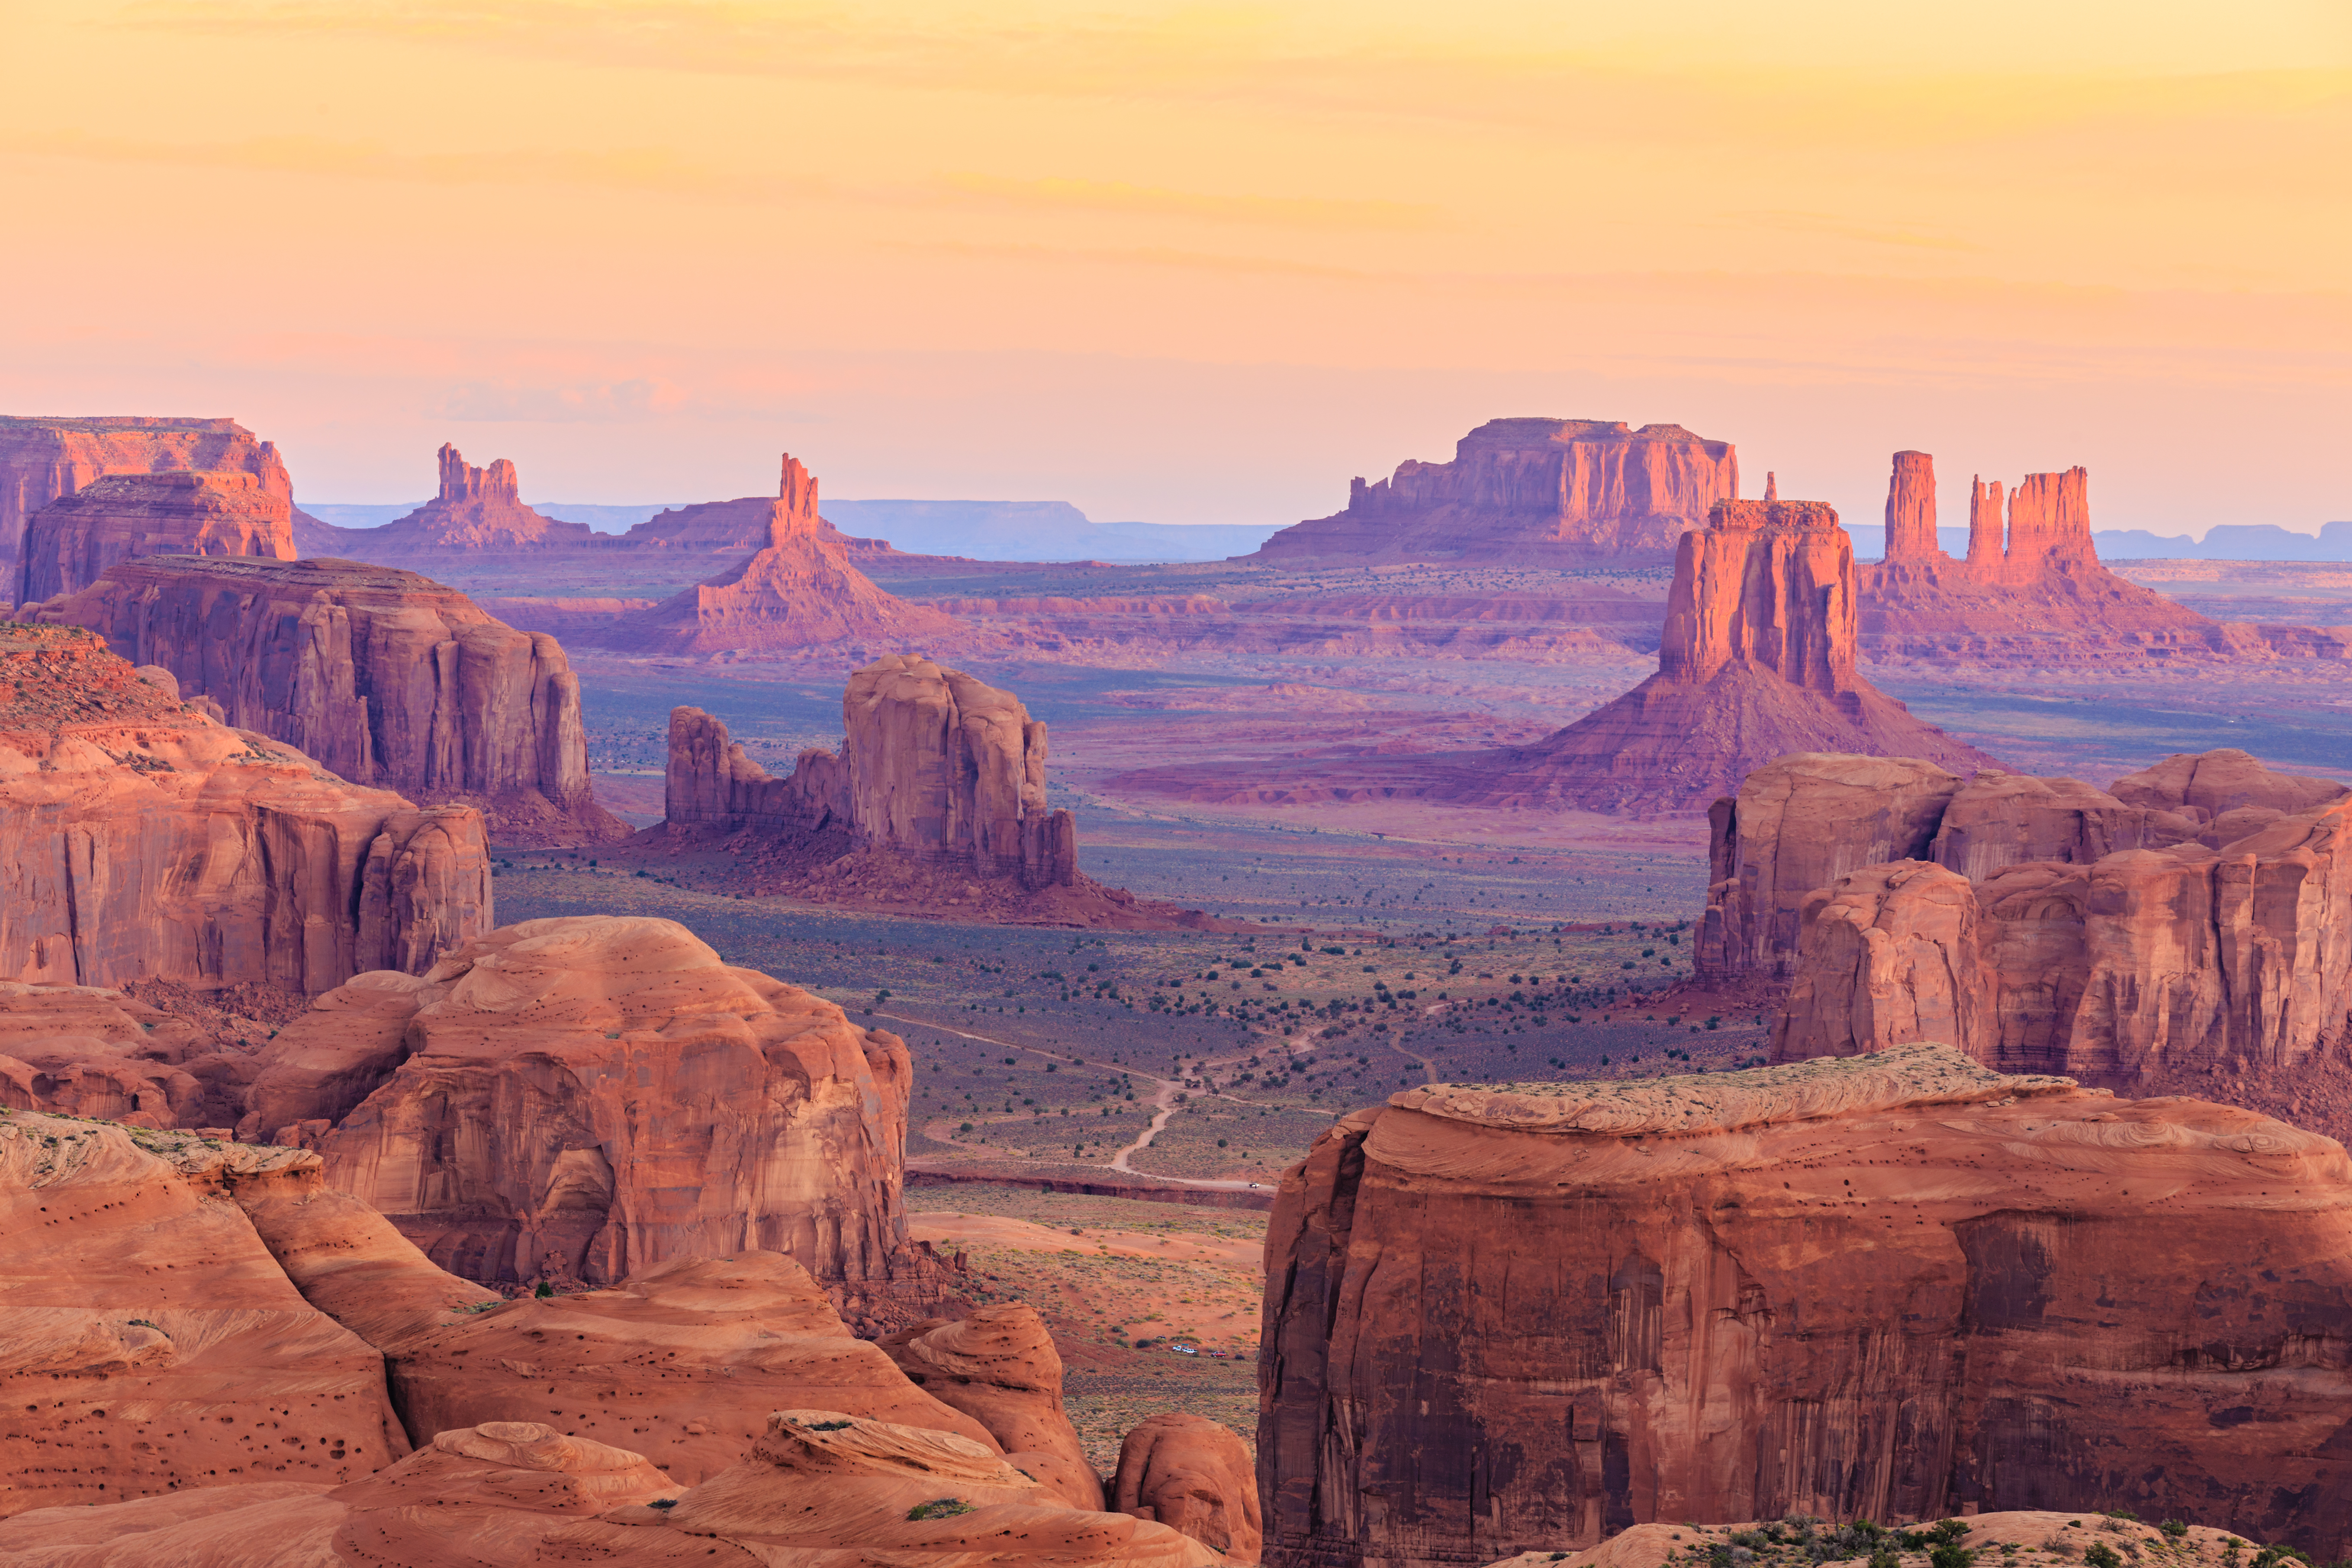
<box><xmin>1858</xmin><ymin>451</ymin><xmax>2265</xmax><ymax>662</ymax></box>
<box><xmin>35</xmin><ymin>554</ymin><xmax>630</xmax><ymax>846</ymax></box>
<box><xmin>0</xmin><ymin>414</ymin><xmax>293</xmax><ymax>595</ymax></box>
<box><xmin>1429</xmin><ymin>488</ymin><xmax>2000</xmax><ymax>813</ymax></box>
<box><xmin>594</xmin><ymin>454</ymin><xmax>959</xmax><ymax>655</ymax></box>
<box><xmin>1259</xmin><ymin>1044</ymin><xmax>2352</xmax><ymax>1567</ymax></box>
<box><xmin>1254</xmin><ymin>418</ymin><xmax>1739</xmax><ymax>566</ymax></box>
<box><xmin>16</xmin><ymin>469</ymin><xmax>295</xmax><ymax>604</ymax></box>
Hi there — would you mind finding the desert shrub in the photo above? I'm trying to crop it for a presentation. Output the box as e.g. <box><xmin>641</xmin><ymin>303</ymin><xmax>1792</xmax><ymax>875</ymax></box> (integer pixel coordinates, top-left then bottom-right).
<box><xmin>2084</xmin><ymin>1543</ymin><xmax>2123</xmax><ymax>1568</ymax></box>
<box><xmin>907</xmin><ymin>1499</ymin><xmax>975</xmax><ymax>1521</ymax></box>
<box><xmin>2159</xmin><ymin>1524</ymin><xmax>2188</xmax><ymax>1542</ymax></box>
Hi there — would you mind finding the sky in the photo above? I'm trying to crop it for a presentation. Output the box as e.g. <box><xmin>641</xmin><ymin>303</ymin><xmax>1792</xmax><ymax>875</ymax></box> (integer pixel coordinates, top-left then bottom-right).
<box><xmin>1</xmin><ymin>0</ymin><xmax>2348</xmax><ymax>534</ymax></box>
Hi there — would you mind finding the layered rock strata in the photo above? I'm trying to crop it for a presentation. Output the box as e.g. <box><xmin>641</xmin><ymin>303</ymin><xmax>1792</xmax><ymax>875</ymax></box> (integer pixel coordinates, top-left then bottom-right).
<box><xmin>0</xmin><ymin>981</ymin><xmax>252</xmax><ymax>1128</ymax></box>
<box><xmin>37</xmin><ymin>554</ymin><xmax>628</xmax><ymax>845</ymax></box>
<box><xmin>16</xmin><ymin>469</ymin><xmax>295</xmax><ymax>604</ymax></box>
<box><xmin>1858</xmin><ymin>452</ymin><xmax>2253</xmax><ymax>663</ymax></box>
<box><xmin>0</xmin><ymin>415</ymin><xmax>293</xmax><ymax>600</ymax></box>
<box><xmin>0</xmin><ymin>624</ymin><xmax>491</xmax><ymax>994</ymax></box>
<box><xmin>598</xmin><ymin>455</ymin><xmax>957</xmax><ymax>655</ymax></box>
<box><xmin>1741</xmin><ymin>749</ymin><xmax>2352</xmax><ymax>1103</ymax></box>
<box><xmin>1258</xmin><ymin>1045</ymin><xmax>2352</xmax><ymax>1566</ymax></box>
<box><xmin>1432</xmin><ymin>493</ymin><xmax>1999</xmax><ymax>813</ymax></box>
<box><xmin>244</xmin><ymin>915</ymin><xmax>956</xmax><ymax>1322</ymax></box>
<box><xmin>882</xmin><ymin>1304</ymin><xmax>1104</xmax><ymax>1509</ymax></box>
<box><xmin>1255</xmin><ymin>419</ymin><xmax>1738</xmax><ymax>566</ymax></box>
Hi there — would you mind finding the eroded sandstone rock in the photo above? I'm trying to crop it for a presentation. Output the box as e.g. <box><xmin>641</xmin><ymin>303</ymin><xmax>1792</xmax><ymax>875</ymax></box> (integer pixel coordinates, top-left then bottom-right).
<box><xmin>1115</xmin><ymin>1411</ymin><xmax>1261</xmax><ymax>1563</ymax></box>
<box><xmin>1258</xmin><ymin>1046</ymin><xmax>2352</xmax><ymax>1565</ymax></box>
<box><xmin>17</xmin><ymin>470</ymin><xmax>294</xmax><ymax>604</ymax></box>
<box><xmin>599</xmin><ymin>455</ymin><xmax>957</xmax><ymax>655</ymax></box>
<box><xmin>261</xmin><ymin>915</ymin><xmax>952</xmax><ymax>1321</ymax></box>
<box><xmin>1255</xmin><ymin>418</ymin><xmax>1738</xmax><ymax>566</ymax></box>
<box><xmin>0</xmin><ymin>982</ymin><xmax>244</xmax><ymax>1128</ymax></box>
<box><xmin>0</xmin><ymin>415</ymin><xmax>293</xmax><ymax>601</ymax></box>
<box><xmin>39</xmin><ymin>555</ymin><xmax>629</xmax><ymax>845</ymax></box>
<box><xmin>0</xmin><ymin>1113</ymin><xmax>409</xmax><ymax>1519</ymax></box>
<box><xmin>1438</xmin><ymin>495</ymin><xmax>1998</xmax><ymax>814</ymax></box>
<box><xmin>0</xmin><ymin>624</ymin><xmax>491</xmax><ymax>994</ymax></box>
<box><xmin>882</xmin><ymin>1303</ymin><xmax>1104</xmax><ymax>1508</ymax></box>
<box><xmin>1770</xmin><ymin>861</ymin><xmax>1986</xmax><ymax>1061</ymax></box>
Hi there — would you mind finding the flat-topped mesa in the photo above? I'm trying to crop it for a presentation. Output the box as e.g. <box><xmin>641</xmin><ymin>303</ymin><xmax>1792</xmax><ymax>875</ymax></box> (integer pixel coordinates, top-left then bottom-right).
<box><xmin>666</xmin><ymin>654</ymin><xmax>1077</xmax><ymax>890</ymax></box>
<box><xmin>1430</xmin><ymin>491</ymin><xmax>1998</xmax><ymax>814</ymax></box>
<box><xmin>0</xmin><ymin>624</ymin><xmax>491</xmax><ymax>993</ymax></box>
<box><xmin>596</xmin><ymin>453</ymin><xmax>959</xmax><ymax>655</ymax></box>
<box><xmin>1258</xmin><ymin>1044</ymin><xmax>2352</xmax><ymax>1566</ymax></box>
<box><xmin>17</xmin><ymin>469</ymin><xmax>295</xmax><ymax>604</ymax></box>
<box><xmin>0</xmin><ymin>414</ymin><xmax>293</xmax><ymax>590</ymax></box>
<box><xmin>1252</xmin><ymin>417</ymin><xmax>1739</xmax><ymax>566</ymax></box>
<box><xmin>35</xmin><ymin>555</ymin><xmax>629</xmax><ymax>845</ymax></box>
<box><xmin>1859</xmin><ymin>453</ymin><xmax>2229</xmax><ymax>662</ymax></box>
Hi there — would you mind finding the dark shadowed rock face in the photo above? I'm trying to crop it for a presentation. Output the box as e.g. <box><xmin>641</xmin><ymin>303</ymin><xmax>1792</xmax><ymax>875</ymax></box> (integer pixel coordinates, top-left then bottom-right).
<box><xmin>37</xmin><ymin>554</ymin><xmax>628</xmax><ymax>845</ymax></box>
<box><xmin>1257</xmin><ymin>1046</ymin><xmax>2352</xmax><ymax>1568</ymax></box>
<box><xmin>0</xmin><ymin>623</ymin><xmax>491</xmax><ymax>995</ymax></box>
<box><xmin>18</xmin><ymin>469</ymin><xmax>294</xmax><ymax>603</ymax></box>
<box><xmin>1255</xmin><ymin>418</ymin><xmax>1738</xmax><ymax>566</ymax></box>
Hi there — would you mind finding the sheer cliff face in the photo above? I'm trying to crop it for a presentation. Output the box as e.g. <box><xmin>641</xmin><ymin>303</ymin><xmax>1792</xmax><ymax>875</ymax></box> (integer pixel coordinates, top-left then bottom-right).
<box><xmin>0</xmin><ymin>624</ymin><xmax>491</xmax><ymax>995</ymax></box>
<box><xmin>665</xmin><ymin>655</ymin><xmax>1079</xmax><ymax>890</ymax></box>
<box><xmin>258</xmin><ymin>915</ymin><xmax>945</xmax><ymax>1317</ymax></box>
<box><xmin>38</xmin><ymin>556</ymin><xmax>627</xmax><ymax>846</ymax></box>
<box><xmin>1256</xmin><ymin>418</ymin><xmax>1739</xmax><ymax>566</ymax></box>
<box><xmin>17</xmin><ymin>469</ymin><xmax>295</xmax><ymax>604</ymax></box>
<box><xmin>604</xmin><ymin>454</ymin><xmax>957</xmax><ymax>655</ymax></box>
<box><xmin>1258</xmin><ymin>1047</ymin><xmax>2352</xmax><ymax>1568</ymax></box>
<box><xmin>1743</xmin><ymin>749</ymin><xmax>2352</xmax><ymax>1092</ymax></box>
<box><xmin>1862</xmin><ymin>455</ymin><xmax>2220</xmax><ymax>662</ymax></box>
<box><xmin>1433</xmin><ymin>496</ymin><xmax>1998</xmax><ymax>814</ymax></box>
<box><xmin>0</xmin><ymin>415</ymin><xmax>293</xmax><ymax>594</ymax></box>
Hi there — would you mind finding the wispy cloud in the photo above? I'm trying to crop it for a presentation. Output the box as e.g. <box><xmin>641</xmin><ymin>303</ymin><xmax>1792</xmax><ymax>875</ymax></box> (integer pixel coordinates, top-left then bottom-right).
<box><xmin>941</xmin><ymin>174</ymin><xmax>1439</xmax><ymax>231</ymax></box>
<box><xmin>437</xmin><ymin>376</ymin><xmax>689</xmax><ymax>421</ymax></box>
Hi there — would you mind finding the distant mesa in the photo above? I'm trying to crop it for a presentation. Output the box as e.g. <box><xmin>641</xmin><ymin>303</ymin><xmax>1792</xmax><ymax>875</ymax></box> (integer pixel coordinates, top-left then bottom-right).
<box><xmin>589</xmin><ymin>455</ymin><xmax>962</xmax><ymax>655</ymax></box>
<box><xmin>34</xmin><ymin>554</ymin><xmax>630</xmax><ymax>846</ymax></box>
<box><xmin>1252</xmin><ymin>417</ymin><xmax>1738</xmax><ymax>566</ymax></box>
<box><xmin>653</xmin><ymin>654</ymin><xmax>1234</xmax><ymax>928</ymax></box>
<box><xmin>293</xmin><ymin>442</ymin><xmax>597</xmax><ymax>559</ymax></box>
<box><xmin>16</xmin><ymin>469</ymin><xmax>294</xmax><ymax>605</ymax></box>
<box><xmin>1857</xmin><ymin>450</ymin><xmax>2329</xmax><ymax>661</ymax></box>
<box><xmin>0</xmin><ymin>414</ymin><xmax>295</xmax><ymax>596</ymax></box>
<box><xmin>1427</xmin><ymin>485</ymin><xmax>2000</xmax><ymax>813</ymax></box>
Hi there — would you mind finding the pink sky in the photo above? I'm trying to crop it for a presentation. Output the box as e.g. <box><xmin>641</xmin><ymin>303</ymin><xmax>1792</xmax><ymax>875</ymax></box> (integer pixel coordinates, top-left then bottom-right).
<box><xmin>2</xmin><ymin>1</ymin><xmax>2346</xmax><ymax>533</ymax></box>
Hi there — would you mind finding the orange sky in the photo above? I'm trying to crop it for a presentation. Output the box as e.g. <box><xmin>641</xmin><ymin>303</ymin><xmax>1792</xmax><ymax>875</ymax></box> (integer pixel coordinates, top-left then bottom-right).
<box><xmin>2</xmin><ymin>0</ymin><xmax>2347</xmax><ymax>533</ymax></box>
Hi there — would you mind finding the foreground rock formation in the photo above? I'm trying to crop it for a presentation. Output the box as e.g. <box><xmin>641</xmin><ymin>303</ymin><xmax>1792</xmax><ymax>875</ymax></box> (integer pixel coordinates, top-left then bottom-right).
<box><xmin>1857</xmin><ymin>452</ymin><xmax>2314</xmax><ymax>663</ymax></box>
<box><xmin>0</xmin><ymin>414</ymin><xmax>293</xmax><ymax>603</ymax></box>
<box><xmin>1431</xmin><ymin>489</ymin><xmax>1999</xmax><ymax>813</ymax></box>
<box><xmin>1116</xmin><ymin>1412</ymin><xmax>1262</xmax><ymax>1564</ymax></box>
<box><xmin>1258</xmin><ymin>1045</ymin><xmax>2352</xmax><ymax>1566</ymax></box>
<box><xmin>1483</xmin><ymin>1512</ymin><xmax>2283</xmax><ymax>1568</ymax></box>
<box><xmin>240</xmin><ymin>914</ymin><xmax>958</xmax><ymax>1324</ymax></box>
<box><xmin>1254</xmin><ymin>419</ymin><xmax>1738</xmax><ymax>566</ymax></box>
<box><xmin>36</xmin><ymin>554</ymin><xmax>629</xmax><ymax>844</ymax></box>
<box><xmin>882</xmin><ymin>1303</ymin><xmax>1104</xmax><ymax>1509</ymax></box>
<box><xmin>16</xmin><ymin>469</ymin><xmax>295</xmax><ymax>604</ymax></box>
<box><xmin>1761</xmin><ymin>750</ymin><xmax>2352</xmax><ymax>1115</ymax></box>
<box><xmin>596</xmin><ymin>454</ymin><xmax>958</xmax><ymax>655</ymax></box>
<box><xmin>652</xmin><ymin>655</ymin><xmax>1232</xmax><ymax>928</ymax></box>
<box><xmin>0</xmin><ymin>623</ymin><xmax>491</xmax><ymax>994</ymax></box>
<box><xmin>0</xmin><ymin>982</ymin><xmax>255</xmax><ymax>1128</ymax></box>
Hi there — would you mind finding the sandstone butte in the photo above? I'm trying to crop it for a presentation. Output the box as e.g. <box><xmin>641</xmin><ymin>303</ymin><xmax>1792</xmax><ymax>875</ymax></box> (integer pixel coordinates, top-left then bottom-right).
<box><xmin>1730</xmin><ymin>750</ymin><xmax>2352</xmax><ymax>1139</ymax></box>
<box><xmin>1856</xmin><ymin>452</ymin><xmax>2332</xmax><ymax>663</ymax></box>
<box><xmin>0</xmin><ymin>623</ymin><xmax>490</xmax><ymax>997</ymax></box>
<box><xmin>656</xmin><ymin>653</ymin><xmax>1233</xmax><ymax>929</ymax></box>
<box><xmin>33</xmin><ymin>554</ymin><xmax>631</xmax><ymax>846</ymax></box>
<box><xmin>0</xmin><ymin>1112</ymin><xmax>1226</xmax><ymax>1567</ymax></box>
<box><xmin>592</xmin><ymin>453</ymin><xmax>961</xmax><ymax>655</ymax></box>
<box><xmin>15</xmin><ymin>469</ymin><xmax>295</xmax><ymax>605</ymax></box>
<box><xmin>292</xmin><ymin>443</ymin><xmax>598</xmax><ymax>559</ymax></box>
<box><xmin>1252</xmin><ymin>418</ymin><xmax>1739</xmax><ymax>567</ymax></box>
<box><xmin>1258</xmin><ymin>1044</ymin><xmax>2352</xmax><ymax>1568</ymax></box>
<box><xmin>0</xmin><ymin>415</ymin><xmax>293</xmax><ymax>600</ymax></box>
<box><xmin>237</xmin><ymin>913</ymin><xmax>962</xmax><ymax>1327</ymax></box>
<box><xmin>1423</xmin><ymin>487</ymin><xmax>2000</xmax><ymax>814</ymax></box>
